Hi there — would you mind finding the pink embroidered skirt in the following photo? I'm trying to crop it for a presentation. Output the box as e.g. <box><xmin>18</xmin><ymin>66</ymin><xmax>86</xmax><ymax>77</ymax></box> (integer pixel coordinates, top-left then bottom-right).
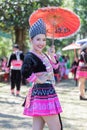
<box><xmin>76</xmin><ymin>66</ymin><xmax>87</xmax><ymax>79</ymax></box>
<box><xmin>23</xmin><ymin>83</ymin><xmax>62</xmax><ymax>116</ymax></box>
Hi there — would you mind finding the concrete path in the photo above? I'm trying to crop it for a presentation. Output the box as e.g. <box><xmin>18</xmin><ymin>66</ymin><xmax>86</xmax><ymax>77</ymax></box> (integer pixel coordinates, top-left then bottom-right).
<box><xmin>0</xmin><ymin>79</ymin><xmax>87</xmax><ymax>130</ymax></box>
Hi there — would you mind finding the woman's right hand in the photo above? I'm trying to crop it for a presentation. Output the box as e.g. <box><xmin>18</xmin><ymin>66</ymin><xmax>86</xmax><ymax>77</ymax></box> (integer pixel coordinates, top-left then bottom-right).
<box><xmin>35</xmin><ymin>77</ymin><xmax>47</xmax><ymax>84</ymax></box>
<box><xmin>35</xmin><ymin>74</ymin><xmax>51</xmax><ymax>84</ymax></box>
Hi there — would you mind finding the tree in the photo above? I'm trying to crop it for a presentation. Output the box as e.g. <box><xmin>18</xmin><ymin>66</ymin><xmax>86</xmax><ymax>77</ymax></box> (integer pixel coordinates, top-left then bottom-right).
<box><xmin>73</xmin><ymin>0</ymin><xmax>87</xmax><ymax>38</ymax></box>
<box><xmin>0</xmin><ymin>37</ymin><xmax>12</xmax><ymax>57</ymax></box>
<box><xmin>0</xmin><ymin>0</ymin><xmax>63</xmax><ymax>52</ymax></box>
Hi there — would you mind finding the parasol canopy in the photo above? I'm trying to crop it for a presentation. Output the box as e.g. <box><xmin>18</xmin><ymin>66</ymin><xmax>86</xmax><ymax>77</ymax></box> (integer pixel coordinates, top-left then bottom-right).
<box><xmin>81</xmin><ymin>43</ymin><xmax>87</xmax><ymax>51</ymax></box>
<box><xmin>62</xmin><ymin>43</ymin><xmax>81</xmax><ymax>51</ymax></box>
<box><xmin>75</xmin><ymin>38</ymin><xmax>87</xmax><ymax>45</ymax></box>
<box><xmin>29</xmin><ymin>7</ymin><xmax>80</xmax><ymax>41</ymax></box>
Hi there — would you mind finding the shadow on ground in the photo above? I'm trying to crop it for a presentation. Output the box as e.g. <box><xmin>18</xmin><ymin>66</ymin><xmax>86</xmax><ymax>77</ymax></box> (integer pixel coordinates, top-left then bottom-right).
<box><xmin>0</xmin><ymin>79</ymin><xmax>87</xmax><ymax>130</ymax></box>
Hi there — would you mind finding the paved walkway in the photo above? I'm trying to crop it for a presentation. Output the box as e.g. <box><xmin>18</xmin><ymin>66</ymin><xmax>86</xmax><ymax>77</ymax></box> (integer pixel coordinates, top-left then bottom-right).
<box><xmin>0</xmin><ymin>79</ymin><xmax>87</xmax><ymax>130</ymax></box>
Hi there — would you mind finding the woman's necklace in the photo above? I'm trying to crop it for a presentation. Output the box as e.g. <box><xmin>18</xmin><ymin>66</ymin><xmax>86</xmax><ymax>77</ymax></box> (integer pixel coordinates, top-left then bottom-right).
<box><xmin>31</xmin><ymin>50</ymin><xmax>45</xmax><ymax>59</ymax></box>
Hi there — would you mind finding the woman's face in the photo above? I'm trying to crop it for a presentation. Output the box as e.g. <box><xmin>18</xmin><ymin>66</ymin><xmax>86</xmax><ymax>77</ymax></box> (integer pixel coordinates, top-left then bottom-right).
<box><xmin>31</xmin><ymin>34</ymin><xmax>46</xmax><ymax>53</ymax></box>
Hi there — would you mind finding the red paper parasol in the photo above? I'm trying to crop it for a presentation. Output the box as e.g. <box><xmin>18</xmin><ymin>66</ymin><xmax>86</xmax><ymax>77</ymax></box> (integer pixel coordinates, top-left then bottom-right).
<box><xmin>29</xmin><ymin>7</ymin><xmax>80</xmax><ymax>43</ymax></box>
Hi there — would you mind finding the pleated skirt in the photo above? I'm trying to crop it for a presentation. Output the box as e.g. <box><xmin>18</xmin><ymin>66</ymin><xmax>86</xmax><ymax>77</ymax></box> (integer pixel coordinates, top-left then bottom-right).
<box><xmin>23</xmin><ymin>83</ymin><xmax>62</xmax><ymax>117</ymax></box>
<box><xmin>76</xmin><ymin>66</ymin><xmax>87</xmax><ymax>79</ymax></box>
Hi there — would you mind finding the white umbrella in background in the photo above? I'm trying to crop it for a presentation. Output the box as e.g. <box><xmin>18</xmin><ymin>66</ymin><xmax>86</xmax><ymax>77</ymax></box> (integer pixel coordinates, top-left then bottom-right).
<box><xmin>80</xmin><ymin>43</ymin><xmax>87</xmax><ymax>51</ymax></box>
<box><xmin>62</xmin><ymin>43</ymin><xmax>81</xmax><ymax>51</ymax></box>
<box><xmin>75</xmin><ymin>38</ymin><xmax>87</xmax><ymax>45</ymax></box>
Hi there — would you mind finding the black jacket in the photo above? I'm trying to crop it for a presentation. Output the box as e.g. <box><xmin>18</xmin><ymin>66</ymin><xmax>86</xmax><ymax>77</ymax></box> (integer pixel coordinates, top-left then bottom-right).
<box><xmin>21</xmin><ymin>52</ymin><xmax>47</xmax><ymax>79</ymax></box>
<box><xmin>7</xmin><ymin>51</ymin><xmax>24</xmax><ymax>67</ymax></box>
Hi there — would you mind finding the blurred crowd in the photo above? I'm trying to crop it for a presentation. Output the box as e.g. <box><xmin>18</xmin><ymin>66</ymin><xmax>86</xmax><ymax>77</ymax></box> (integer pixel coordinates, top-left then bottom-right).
<box><xmin>0</xmin><ymin>48</ymin><xmax>72</xmax><ymax>84</ymax></box>
<box><xmin>0</xmin><ymin>56</ymin><xmax>9</xmax><ymax>82</ymax></box>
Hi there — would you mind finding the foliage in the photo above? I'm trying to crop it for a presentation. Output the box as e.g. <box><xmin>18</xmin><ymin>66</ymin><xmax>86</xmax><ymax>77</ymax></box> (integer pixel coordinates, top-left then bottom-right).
<box><xmin>0</xmin><ymin>0</ymin><xmax>63</xmax><ymax>31</ymax></box>
<box><xmin>0</xmin><ymin>0</ymin><xmax>87</xmax><ymax>61</ymax></box>
<box><xmin>62</xmin><ymin>0</ymin><xmax>74</xmax><ymax>10</ymax></box>
<box><xmin>0</xmin><ymin>0</ymin><xmax>64</xmax><ymax>53</ymax></box>
<box><xmin>73</xmin><ymin>0</ymin><xmax>87</xmax><ymax>38</ymax></box>
<box><xmin>0</xmin><ymin>37</ymin><xmax>12</xmax><ymax>58</ymax></box>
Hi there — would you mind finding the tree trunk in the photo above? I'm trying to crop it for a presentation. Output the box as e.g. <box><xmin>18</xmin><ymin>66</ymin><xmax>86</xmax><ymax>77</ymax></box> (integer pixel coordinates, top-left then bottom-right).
<box><xmin>15</xmin><ymin>27</ymin><xmax>27</xmax><ymax>52</ymax></box>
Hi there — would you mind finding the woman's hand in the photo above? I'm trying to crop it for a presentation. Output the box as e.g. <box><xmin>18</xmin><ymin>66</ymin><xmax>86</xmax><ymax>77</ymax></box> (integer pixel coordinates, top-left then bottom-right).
<box><xmin>35</xmin><ymin>73</ymin><xmax>52</xmax><ymax>84</ymax></box>
<box><xmin>35</xmin><ymin>77</ymin><xmax>47</xmax><ymax>84</ymax></box>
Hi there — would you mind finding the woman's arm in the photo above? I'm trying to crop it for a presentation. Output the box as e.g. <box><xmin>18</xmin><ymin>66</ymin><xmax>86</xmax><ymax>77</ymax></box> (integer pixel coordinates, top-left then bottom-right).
<box><xmin>21</xmin><ymin>53</ymin><xmax>49</xmax><ymax>84</ymax></box>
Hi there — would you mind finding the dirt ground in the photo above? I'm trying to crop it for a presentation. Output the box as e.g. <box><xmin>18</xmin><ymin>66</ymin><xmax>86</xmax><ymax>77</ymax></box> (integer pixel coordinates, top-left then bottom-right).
<box><xmin>0</xmin><ymin>79</ymin><xmax>87</xmax><ymax>130</ymax></box>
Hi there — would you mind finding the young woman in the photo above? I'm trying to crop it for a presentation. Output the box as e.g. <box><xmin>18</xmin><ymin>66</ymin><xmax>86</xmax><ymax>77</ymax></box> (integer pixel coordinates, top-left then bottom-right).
<box><xmin>21</xmin><ymin>19</ymin><xmax>63</xmax><ymax>130</ymax></box>
<box><xmin>76</xmin><ymin>43</ymin><xmax>87</xmax><ymax>100</ymax></box>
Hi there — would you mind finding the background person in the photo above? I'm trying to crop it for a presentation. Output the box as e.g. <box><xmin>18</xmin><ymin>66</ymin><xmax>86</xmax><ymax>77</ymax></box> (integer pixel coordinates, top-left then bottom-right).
<box><xmin>7</xmin><ymin>44</ymin><xmax>24</xmax><ymax>96</ymax></box>
<box><xmin>71</xmin><ymin>57</ymin><xmax>79</xmax><ymax>86</ymax></box>
<box><xmin>76</xmin><ymin>43</ymin><xmax>87</xmax><ymax>100</ymax></box>
<box><xmin>47</xmin><ymin>45</ymin><xmax>60</xmax><ymax>83</ymax></box>
<box><xmin>1</xmin><ymin>56</ymin><xmax>9</xmax><ymax>82</ymax></box>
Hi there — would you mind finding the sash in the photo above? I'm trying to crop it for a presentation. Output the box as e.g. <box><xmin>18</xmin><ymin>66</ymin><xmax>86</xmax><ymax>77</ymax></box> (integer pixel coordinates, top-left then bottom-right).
<box><xmin>11</xmin><ymin>60</ymin><xmax>23</xmax><ymax>70</ymax></box>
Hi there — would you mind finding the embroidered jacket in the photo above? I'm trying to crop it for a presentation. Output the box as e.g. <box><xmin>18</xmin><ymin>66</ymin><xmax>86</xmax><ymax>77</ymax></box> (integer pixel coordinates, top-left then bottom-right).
<box><xmin>21</xmin><ymin>52</ymin><xmax>46</xmax><ymax>78</ymax></box>
<box><xmin>21</xmin><ymin>52</ymin><xmax>58</xmax><ymax>84</ymax></box>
